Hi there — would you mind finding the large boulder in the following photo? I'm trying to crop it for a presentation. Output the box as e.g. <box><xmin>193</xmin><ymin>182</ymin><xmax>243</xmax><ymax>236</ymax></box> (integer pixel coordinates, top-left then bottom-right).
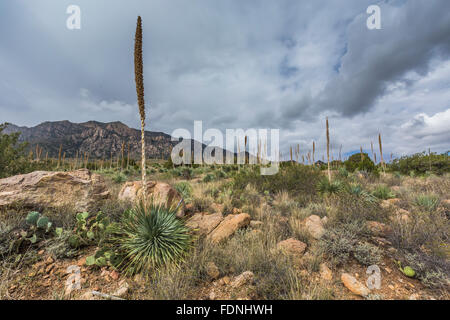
<box><xmin>118</xmin><ymin>181</ymin><xmax>184</xmax><ymax>215</ymax></box>
<box><xmin>0</xmin><ymin>169</ymin><xmax>110</xmax><ymax>212</ymax></box>
<box><xmin>186</xmin><ymin>212</ymin><xmax>224</xmax><ymax>235</ymax></box>
<box><xmin>207</xmin><ymin>213</ymin><xmax>251</xmax><ymax>244</ymax></box>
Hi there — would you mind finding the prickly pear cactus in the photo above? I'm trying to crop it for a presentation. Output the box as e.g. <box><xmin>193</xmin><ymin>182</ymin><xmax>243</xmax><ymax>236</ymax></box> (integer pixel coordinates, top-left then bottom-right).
<box><xmin>26</xmin><ymin>211</ymin><xmax>41</xmax><ymax>226</ymax></box>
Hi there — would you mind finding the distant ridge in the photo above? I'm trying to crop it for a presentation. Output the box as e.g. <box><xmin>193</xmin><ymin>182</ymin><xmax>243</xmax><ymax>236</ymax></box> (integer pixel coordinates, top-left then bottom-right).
<box><xmin>4</xmin><ymin>120</ymin><xmax>176</xmax><ymax>160</ymax></box>
<box><xmin>4</xmin><ymin>120</ymin><xmax>236</xmax><ymax>161</ymax></box>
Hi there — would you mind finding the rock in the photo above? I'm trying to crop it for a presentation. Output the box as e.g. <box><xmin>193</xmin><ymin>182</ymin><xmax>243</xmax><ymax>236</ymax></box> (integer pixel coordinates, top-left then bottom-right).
<box><xmin>366</xmin><ymin>221</ymin><xmax>392</xmax><ymax>237</ymax></box>
<box><xmin>231</xmin><ymin>271</ymin><xmax>254</xmax><ymax>288</ymax></box>
<box><xmin>219</xmin><ymin>276</ymin><xmax>231</xmax><ymax>286</ymax></box>
<box><xmin>277</xmin><ymin>238</ymin><xmax>307</xmax><ymax>257</ymax></box>
<box><xmin>341</xmin><ymin>273</ymin><xmax>370</xmax><ymax>297</ymax></box>
<box><xmin>186</xmin><ymin>212</ymin><xmax>223</xmax><ymax>235</ymax></box>
<box><xmin>320</xmin><ymin>263</ymin><xmax>333</xmax><ymax>281</ymax></box>
<box><xmin>321</xmin><ymin>216</ymin><xmax>328</xmax><ymax>225</ymax></box>
<box><xmin>206</xmin><ymin>262</ymin><xmax>220</xmax><ymax>280</ymax></box>
<box><xmin>118</xmin><ymin>181</ymin><xmax>184</xmax><ymax>216</ymax></box>
<box><xmin>110</xmin><ymin>270</ymin><xmax>119</xmax><ymax>280</ymax></box>
<box><xmin>207</xmin><ymin>213</ymin><xmax>251</xmax><ymax>243</ymax></box>
<box><xmin>0</xmin><ymin>169</ymin><xmax>110</xmax><ymax>212</ymax></box>
<box><xmin>304</xmin><ymin>215</ymin><xmax>325</xmax><ymax>239</ymax></box>
<box><xmin>232</xmin><ymin>208</ymin><xmax>242</xmax><ymax>214</ymax></box>
<box><xmin>250</xmin><ymin>220</ymin><xmax>263</xmax><ymax>229</ymax></box>
<box><xmin>113</xmin><ymin>281</ymin><xmax>129</xmax><ymax>298</ymax></box>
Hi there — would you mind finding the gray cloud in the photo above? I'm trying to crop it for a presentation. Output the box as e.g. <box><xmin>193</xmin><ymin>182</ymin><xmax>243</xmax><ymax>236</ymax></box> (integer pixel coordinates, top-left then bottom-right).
<box><xmin>0</xmin><ymin>0</ymin><xmax>449</xmax><ymax>159</ymax></box>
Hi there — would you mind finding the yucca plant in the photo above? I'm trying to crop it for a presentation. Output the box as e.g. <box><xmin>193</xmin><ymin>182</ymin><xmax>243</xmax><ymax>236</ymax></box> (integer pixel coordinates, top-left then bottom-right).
<box><xmin>134</xmin><ymin>16</ymin><xmax>147</xmax><ymax>202</ymax></box>
<box><xmin>174</xmin><ymin>181</ymin><xmax>193</xmax><ymax>201</ymax></box>
<box><xmin>113</xmin><ymin>201</ymin><xmax>192</xmax><ymax>275</ymax></box>
<box><xmin>317</xmin><ymin>177</ymin><xmax>343</xmax><ymax>195</ymax></box>
<box><xmin>414</xmin><ymin>194</ymin><xmax>440</xmax><ymax>212</ymax></box>
<box><xmin>372</xmin><ymin>185</ymin><xmax>394</xmax><ymax>200</ymax></box>
<box><xmin>348</xmin><ymin>183</ymin><xmax>377</xmax><ymax>204</ymax></box>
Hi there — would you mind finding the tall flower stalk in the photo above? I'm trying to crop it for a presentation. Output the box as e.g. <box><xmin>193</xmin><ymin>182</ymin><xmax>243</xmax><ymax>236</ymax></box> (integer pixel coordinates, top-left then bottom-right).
<box><xmin>326</xmin><ymin>117</ymin><xmax>331</xmax><ymax>181</ymax></box>
<box><xmin>134</xmin><ymin>16</ymin><xmax>147</xmax><ymax>202</ymax></box>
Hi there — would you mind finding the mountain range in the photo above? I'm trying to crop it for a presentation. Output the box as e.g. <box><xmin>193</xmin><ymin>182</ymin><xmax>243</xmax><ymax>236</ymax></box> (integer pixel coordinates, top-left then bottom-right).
<box><xmin>4</xmin><ymin>121</ymin><xmax>177</xmax><ymax>160</ymax></box>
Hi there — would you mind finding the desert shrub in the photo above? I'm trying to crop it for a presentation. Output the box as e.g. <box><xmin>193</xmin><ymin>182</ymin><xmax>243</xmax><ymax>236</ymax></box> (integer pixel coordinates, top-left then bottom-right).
<box><xmin>215</xmin><ymin>170</ymin><xmax>227</xmax><ymax>179</ymax></box>
<box><xmin>344</xmin><ymin>152</ymin><xmax>376</xmax><ymax>172</ymax></box>
<box><xmin>319</xmin><ymin>226</ymin><xmax>358</xmax><ymax>266</ymax></box>
<box><xmin>337</xmin><ymin>167</ymin><xmax>349</xmax><ymax>179</ymax></box>
<box><xmin>320</xmin><ymin>221</ymin><xmax>380</xmax><ymax>266</ymax></box>
<box><xmin>348</xmin><ymin>183</ymin><xmax>377</xmax><ymax>204</ymax></box>
<box><xmin>389</xmin><ymin>151</ymin><xmax>449</xmax><ymax>175</ymax></box>
<box><xmin>353</xmin><ymin>242</ymin><xmax>382</xmax><ymax>266</ymax></box>
<box><xmin>207</xmin><ymin>231</ymin><xmax>294</xmax><ymax>299</ymax></box>
<box><xmin>402</xmin><ymin>252</ymin><xmax>449</xmax><ymax>289</ymax></box>
<box><xmin>303</xmin><ymin>202</ymin><xmax>328</xmax><ymax>218</ymax></box>
<box><xmin>142</xmin><ymin>264</ymin><xmax>195</xmax><ymax>299</ymax></box>
<box><xmin>328</xmin><ymin>193</ymin><xmax>388</xmax><ymax>223</ymax></box>
<box><xmin>388</xmin><ymin>208</ymin><xmax>449</xmax><ymax>289</ymax></box>
<box><xmin>203</xmin><ymin>173</ymin><xmax>216</xmax><ymax>183</ymax></box>
<box><xmin>112</xmin><ymin>202</ymin><xmax>192</xmax><ymax>275</ymax></box>
<box><xmin>414</xmin><ymin>194</ymin><xmax>440</xmax><ymax>212</ymax></box>
<box><xmin>232</xmin><ymin>165</ymin><xmax>321</xmax><ymax>199</ymax></box>
<box><xmin>372</xmin><ymin>184</ymin><xmax>395</xmax><ymax>200</ymax></box>
<box><xmin>112</xmin><ymin>172</ymin><xmax>126</xmax><ymax>184</ymax></box>
<box><xmin>163</xmin><ymin>157</ymin><xmax>174</xmax><ymax>169</ymax></box>
<box><xmin>272</xmin><ymin>191</ymin><xmax>299</xmax><ymax>217</ymax></box>
<box><xmin>0</xmin><ymin>123</ymin><xmax>29</xmax><ymax>178</ymax></box>
<box><xmin>174</xmin><ymin>181</ymin><xmax>193</xmax><ymax>201</ymax></box>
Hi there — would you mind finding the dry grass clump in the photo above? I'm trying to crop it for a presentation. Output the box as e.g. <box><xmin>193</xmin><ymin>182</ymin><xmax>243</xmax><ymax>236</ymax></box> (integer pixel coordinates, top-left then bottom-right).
<box><xmin>288</xmin><ymin>274</ymin><xmax>335</xmax><ymax>300</ymax></box>
<box><xmin>190</xmin><ymin>183</ymin><xmax>214</xmax><ymax>212</ymax></box>
<box><xmin>272</xmin><ymin>191</ymin><xmax>301</xmax><ymax>217</ymax></box>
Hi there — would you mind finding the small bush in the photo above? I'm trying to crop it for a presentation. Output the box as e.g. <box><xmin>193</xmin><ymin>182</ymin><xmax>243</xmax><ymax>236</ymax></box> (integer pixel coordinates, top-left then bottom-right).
<box><xmin>414</xmin><ymin>194</ymin><xmax>440</xmax><ymax>212</ymax></box>
<box><xmin>233</xmin><ymin>165</ymin><xmax>321</xmax><ymax>199</ymax></box>
<box><xmin>174</xmin><ymin>182</ymin><xmax>193</xmax><ymax>201</ymax></box>
<box><xmin>203</xmin><ymin>173</ymin><xmax>216</xmax><ymax>183</ymax></box>
<box><xmin>112</xmin><ymin>172</ymin><xmax>127</xmax><ymax>184</ymax></box>
<box><xmin>319</xmin><ymin>227</ymin><xmax>357</xmax><ymax>266</ymax></box>
<box><xmin>353</xmin><ymin>242</ymin><xmax>382</xmax><ymax>266</ymax></box>
<box><xmin>372</xmin><ymin>185</ymin><xmax>395</xmax><ymax>200</ymax></box>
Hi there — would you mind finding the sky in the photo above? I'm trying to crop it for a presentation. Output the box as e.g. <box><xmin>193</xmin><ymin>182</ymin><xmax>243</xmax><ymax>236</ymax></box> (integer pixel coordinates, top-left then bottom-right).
<box><xmin>0</xmin><ymin>0</ymin><xmax>449</xmax><ymax>160</ymax></box>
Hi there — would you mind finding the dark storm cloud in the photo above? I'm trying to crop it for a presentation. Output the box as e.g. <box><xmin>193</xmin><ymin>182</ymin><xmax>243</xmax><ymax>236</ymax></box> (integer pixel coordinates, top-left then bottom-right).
<box><xmin>0</xmin><ymin>0</ymin><xmax>449</xmax><ymax>157</ymax></box>
<box><xmin>315</xmin><ymin>0</ymin><xmax>450</xmax><ymax>117</ymax></box>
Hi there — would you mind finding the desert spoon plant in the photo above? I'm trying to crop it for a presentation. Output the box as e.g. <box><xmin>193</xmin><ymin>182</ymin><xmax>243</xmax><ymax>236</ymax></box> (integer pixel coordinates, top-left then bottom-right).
<box><xmin>134</xmin><ymin>16</ymin><xmax>147</xmax><ymax>202</ymax></box>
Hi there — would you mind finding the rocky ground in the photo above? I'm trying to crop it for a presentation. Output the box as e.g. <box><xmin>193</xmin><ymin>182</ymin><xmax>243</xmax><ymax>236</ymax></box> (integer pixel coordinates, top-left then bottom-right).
<box><xmin>0</xmin><ymin>164</ymin><xmax>449</xmax><ymax>300</ymax></box>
